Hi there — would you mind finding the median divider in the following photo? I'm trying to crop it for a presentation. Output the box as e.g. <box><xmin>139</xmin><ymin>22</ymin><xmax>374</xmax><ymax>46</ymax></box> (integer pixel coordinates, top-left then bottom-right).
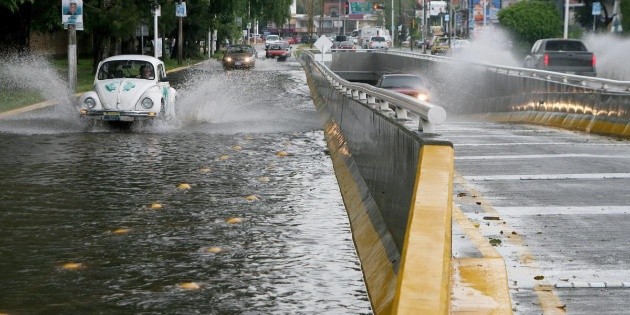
<box><xmin>300</xmin><ymin>51</ymin><xmax>514</xmax><ymax>314</ymax></box>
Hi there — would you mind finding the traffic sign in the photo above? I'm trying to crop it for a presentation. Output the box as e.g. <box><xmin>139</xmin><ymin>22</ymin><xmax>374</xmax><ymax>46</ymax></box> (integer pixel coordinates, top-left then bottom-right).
<box><xmin>314</xmin><ymin>35</ymin><xmax>333</xmax><ymax>54</ymax></box>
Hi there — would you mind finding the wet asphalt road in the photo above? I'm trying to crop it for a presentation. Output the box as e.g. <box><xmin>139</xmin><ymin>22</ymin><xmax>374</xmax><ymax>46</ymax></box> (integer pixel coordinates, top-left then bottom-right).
<box><xmin>445</xmin><ymin>117</ymin><xmax>630</xmax><ymax>314</ymax></box>
<box><xmin>0</xmin><ymin>52</ymin><xmax>373</xmax><ymax>314</ymax></box>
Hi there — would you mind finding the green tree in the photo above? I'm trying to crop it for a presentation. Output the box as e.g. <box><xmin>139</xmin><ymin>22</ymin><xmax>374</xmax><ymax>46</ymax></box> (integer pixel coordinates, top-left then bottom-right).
<box><xmin>622</xmin><ymin>1</ymin><xmax>630</xmax><ymax>34</ymax></box>
<box><xmin>498</xmin><ymin>0</ymin><xmax>563</xmax><ymax>46</ymax></box>
<box><xmin>0</xmin><ymin>0</ymin><xmax>292</xmax><ymax>65</ymax></box>
<box><xmin>0</xmin><ymin>0</ymin><xmax>29</xmax><ymax>12</ymax></box>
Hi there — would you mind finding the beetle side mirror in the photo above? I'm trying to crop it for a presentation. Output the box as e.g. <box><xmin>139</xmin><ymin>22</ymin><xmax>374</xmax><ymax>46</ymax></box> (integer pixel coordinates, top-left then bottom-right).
<box><xmin>160</xmin><ymin>76</ymin><xmax>169</xmax><ymax>82</ymax></box>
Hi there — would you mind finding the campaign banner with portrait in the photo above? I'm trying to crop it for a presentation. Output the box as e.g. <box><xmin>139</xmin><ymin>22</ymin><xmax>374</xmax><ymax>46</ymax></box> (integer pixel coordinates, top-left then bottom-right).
<box><xmin>175</xmin><ymin>2</ymin><xmax>187</xmax><ymax>17</ymax></box>
<box><xmin>62</xmin><ymin>0</ymin><xmax>83</xmax><ymax>30</ymax></box>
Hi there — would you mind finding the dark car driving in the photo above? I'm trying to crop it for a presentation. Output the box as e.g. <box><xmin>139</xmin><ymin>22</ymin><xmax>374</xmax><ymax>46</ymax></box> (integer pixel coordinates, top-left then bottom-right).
<box><xmin>222</xmin><ymin>44</ymin><xmax>257</xmax><ymax>70</ymax></box>
<box><xmin>376</xmin><ymin>73</ymin><xmax>431</xmax><ymax>102</ymax></box>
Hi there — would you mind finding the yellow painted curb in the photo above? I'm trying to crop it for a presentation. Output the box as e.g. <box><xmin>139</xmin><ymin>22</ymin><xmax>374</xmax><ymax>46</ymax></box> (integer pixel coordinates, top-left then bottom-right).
<box><xmin>323</xmin><ymin>121</ymin><xmax>397</xmax><ymax>314</ymax></box>
<box><xmin>392</xmin><ymin>145</ymin><xmax>454</xmax><ymax>315</ymax></box>
<box><xmin>451</xmin><ymin>258</ymin><xmax>513</xmax><ymax>314</ymax></box>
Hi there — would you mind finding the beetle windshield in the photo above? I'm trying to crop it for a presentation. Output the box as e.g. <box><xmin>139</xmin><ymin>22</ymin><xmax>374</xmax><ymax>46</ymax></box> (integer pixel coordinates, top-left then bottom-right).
<box><xmin>97</xmin><ymin>60</ymin><xmax>155</xmax><ymax>80</ymax></box>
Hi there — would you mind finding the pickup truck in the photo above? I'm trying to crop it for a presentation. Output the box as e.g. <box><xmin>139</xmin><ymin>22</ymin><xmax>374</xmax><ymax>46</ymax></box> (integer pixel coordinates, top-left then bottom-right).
<box><xmin>524</xmin><ymin>39</ymin><xmax>596</xmax><ymax>76</ymax></box>
<box><xmin>264</xmin><ymin>34</ymin><xmax>283</xmax><ymax>49</ymax></box>
<box><xmin>367</xmin><ymin>36</ymin><xmax>388</xmax><ymax>50</ymax></box>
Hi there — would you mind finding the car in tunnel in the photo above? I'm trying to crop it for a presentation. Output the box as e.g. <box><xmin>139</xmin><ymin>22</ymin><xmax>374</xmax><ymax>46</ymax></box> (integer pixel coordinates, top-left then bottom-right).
<box><xmin>375</xmin><ymin>73</ymin><xmax>431</xmax><ymax>102</ymax></box>
<box><xmin>222</xmin><ymin>44</ymin><xmax>257</xmax><ymax>70</ymax></box>
<box><xmin>78</xmin><ymin>54</ymin><xmax>177</xmax><ymax>124</ymax></box>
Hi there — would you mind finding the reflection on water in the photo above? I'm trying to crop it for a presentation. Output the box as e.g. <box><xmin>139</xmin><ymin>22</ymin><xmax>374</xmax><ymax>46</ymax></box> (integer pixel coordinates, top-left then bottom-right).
<box><xmin>0</xmin><ymin>62</ymin><xmax>371</xmax><ymax>314</ymax></box>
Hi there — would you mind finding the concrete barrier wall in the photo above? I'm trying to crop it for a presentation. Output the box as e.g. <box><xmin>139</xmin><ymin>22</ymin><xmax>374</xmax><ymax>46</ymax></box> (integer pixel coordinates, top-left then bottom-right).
<box><xmin>300</xmin><ymin>52</ymin><xmax>455</xmax><ymax>314</ymax></box>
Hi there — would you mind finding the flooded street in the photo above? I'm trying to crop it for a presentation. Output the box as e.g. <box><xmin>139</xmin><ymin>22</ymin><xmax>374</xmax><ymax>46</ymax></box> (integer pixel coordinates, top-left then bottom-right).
<box><xmin>0</xmin><ymin>53</ymin><xmax>372</xmax><ymax>314</ymax></box>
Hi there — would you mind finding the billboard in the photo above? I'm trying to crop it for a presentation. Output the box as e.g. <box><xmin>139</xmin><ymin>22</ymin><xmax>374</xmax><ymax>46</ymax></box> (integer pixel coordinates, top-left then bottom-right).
<box><xmin>471</xmin><ymin>0</ymin><xmax>501</xmax><ymax>25</ymax></box>
<box><xmin>349</xmin><ymin>1</ymin><xmax>373</xmax><ymax>15</ymax></box>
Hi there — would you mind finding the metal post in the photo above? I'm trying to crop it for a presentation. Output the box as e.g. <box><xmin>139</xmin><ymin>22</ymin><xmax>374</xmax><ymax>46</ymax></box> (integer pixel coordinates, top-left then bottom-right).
<box><xmin>423</xmin><ymin>0</ymin><xmax>427</xmax><ymax>54</ymax></box>
<box><xmin>178</xmin><ymin>0</ymin><xmax>183</xmax><ymax>65</ymax></box>
<box><xmin>338</xmin><ymin>0</ymin><xmax>342</xmax><ymax>34</ymax></box>
<box><xmin>483</xmin><ymin>0</ymin><xmax>487</xmax><ymax>27</ymax></box>
<box><xmin>141</xmin><ymin>25</ymin><xmax>144</xmax><ymax>55</ymax></box>
<box><xmin>68</xmin><ymin>24</ymin><xmax>77</xmax><ymax>94</ymax></box>
<box><xmin>391</xmin><ymin>0</ymin><xmax>394</xmax><ymax>46</ymax></box>
<box><xmin>154</xmin><ymin>11</ymin><xmax>159</xmax><ymax>58</ymax></box>
<box><xmin>563</xmin><ymin>0</ymin><xmax>569</xmax><ymax>39</ymax></box>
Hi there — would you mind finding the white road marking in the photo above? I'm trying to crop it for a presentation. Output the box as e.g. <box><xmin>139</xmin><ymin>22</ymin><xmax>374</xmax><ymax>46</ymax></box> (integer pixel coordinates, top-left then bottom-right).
<box><xmin>456</xmin><ymin>154</ymin><xmax>630</xmax><ymax>160</ymax></box>
<box><xmin>456</xmin><ymin>142</ymin><xmax>630</xmax><ymax>147</ymax></box>
<box><xmin>493</xmin><ymin>206</ymin><xmax>630</xmax><ymax>216</ymax></box>
<box><xmin>463</xmin><ymin>173</ymin><xmax>630</xmax><ymax>181</ymax></box>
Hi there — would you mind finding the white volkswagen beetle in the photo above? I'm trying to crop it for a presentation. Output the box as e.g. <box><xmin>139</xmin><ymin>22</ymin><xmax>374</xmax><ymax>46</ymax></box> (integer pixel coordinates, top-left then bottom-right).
<box><xmin>78</xmin><ymin>55</ymin><xmax>177</xmax><ymax>123</ymax></box>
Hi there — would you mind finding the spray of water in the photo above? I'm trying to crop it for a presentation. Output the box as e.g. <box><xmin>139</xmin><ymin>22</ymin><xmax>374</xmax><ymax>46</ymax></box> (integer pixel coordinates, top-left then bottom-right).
<box><xmin>170</xmin><ymin>60</ymin><xmax>319</xmax><ymax>134</ymax></box>
<box><xmin>582</xmin><ymin>33</ymin><xmax>630</xmax><ymax>81</ymax></box>
<box><xmin>453</xmin><ymin>27</ymin><xmax>520</xmax><ymax>67</ymax></box>
<box><xmin>0</xmin><ymin>53</ymin><xmax>77</xmax><ymax>116</ymax></box>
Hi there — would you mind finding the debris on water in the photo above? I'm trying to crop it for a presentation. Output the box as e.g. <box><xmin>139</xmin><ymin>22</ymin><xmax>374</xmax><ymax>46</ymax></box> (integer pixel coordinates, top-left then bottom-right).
<box><xmin>244</xmin><ymin>195</ymin><xmax>259</xmax><ymax>202</ymax></box>
<box><xmin>61</xmin><ymin>262</ymin><xmax>84</xmax><ymax>270</ymax></box>
<box><xmin>226</xmin><ymin>217</ymin><xmax>243</xmax><ymax>224</ymax></box>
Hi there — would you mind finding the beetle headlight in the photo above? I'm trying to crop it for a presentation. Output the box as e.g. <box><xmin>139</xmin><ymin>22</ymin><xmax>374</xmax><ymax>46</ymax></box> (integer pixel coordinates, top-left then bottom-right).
<box><xmin>141</xmin><ymin>97</ymin><xmax>154</xmax><ymax>109</ymax></box>
<box><xmin>244</xmin><ymin>57</ymin><xmax>251</xmax><ymax>62</ymax></box>
<box><xmin>225</xmin><ymin>57</ymin><xmax>232</xmax><ymax>62</ymax></box>
<box><xmin>84</xmin><ymin>97</ymin><xmax>96</xmax><ymax>108</ymax></box>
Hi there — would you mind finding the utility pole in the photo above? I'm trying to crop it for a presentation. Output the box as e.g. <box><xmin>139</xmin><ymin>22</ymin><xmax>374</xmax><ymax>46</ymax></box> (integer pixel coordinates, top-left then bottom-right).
<box><xmin>563</xmin><ymin>0</ymin><xmax>569</xmax><ymax>38</ymax></box>
<box><xmin>68</xmin><ymin>24</ymin><xmax>76</xmax><ymax>94</ymax></box>
<box><xmin>423</xmin><ymin>0</ymin><xmax>427</xmax><ymax>54</ymax></box>
<box><xmin>338</xmin><ymin>0</ymin><xmax>342</xmax><ymax>34</ymax></box>
<box><xmin>391</xmin><ymin>0</ymin><xmax>394</xmax><ymax>46</ymax></box>
<box><xmin>178</xmin><ymin>0</ymin><xmax>183</xmax><ymax>65</ymax></box>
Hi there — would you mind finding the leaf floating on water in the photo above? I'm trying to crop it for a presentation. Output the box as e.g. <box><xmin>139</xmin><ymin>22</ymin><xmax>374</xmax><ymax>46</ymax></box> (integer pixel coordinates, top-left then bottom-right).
<box><xmin>61</xmin><ymin>262</ymin><xmax>84</xmax><ymax>270</ymax></box>
<box><xmin>179</xmin><ymin>282</ymin><xmax>201</xmax><ymax>290</ymax></box>
<box><xmin>226</xmin><ymin>217</ymin><xmax>243</xmax><ymax>224</ymax></box>
<box><xmin>489</xmin><ymin>238</ymin><xmax>502</xmax><ymax>246</ymax></box>
<box><xmin>244</xmin><ymin>195</ymin><xmax>259</xmax><ymax>202</ymax></box>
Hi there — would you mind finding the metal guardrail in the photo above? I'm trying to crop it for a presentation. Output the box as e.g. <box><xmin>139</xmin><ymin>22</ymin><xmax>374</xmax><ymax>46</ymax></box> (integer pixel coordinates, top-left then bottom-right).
<box><xmin>386</xmin><ymin>50</ymin><xmax>630</xmax><ymax>92</ymax></box>
<box><xmin>301</xmin><ymin>50</ymin><xmax>447</xmax><ymax>134</ymax></box>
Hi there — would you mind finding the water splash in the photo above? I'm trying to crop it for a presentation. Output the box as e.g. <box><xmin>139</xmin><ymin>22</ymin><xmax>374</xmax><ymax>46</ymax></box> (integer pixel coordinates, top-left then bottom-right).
<box><xmin>172</xmin><ymin>61</ymin><xmax>319</xmax><ymax>134</ymax></box>
<box><xmin>454</xmin><ymin>27</ymin><xmax>520</xmax><ymax>67</ymax></box>
<box><xmin>582</xmin><ymin>33</ymin><xmax>630</xmax><ymax>81</ymax></box>
<box><xmin>0</xmin><ymin>52</ymin><xmax>77</xmax><ymax>116</ymax></box>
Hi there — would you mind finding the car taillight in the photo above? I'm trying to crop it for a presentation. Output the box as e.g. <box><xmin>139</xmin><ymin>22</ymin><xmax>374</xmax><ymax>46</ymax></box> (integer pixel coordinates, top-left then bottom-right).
<box><xmin>592</xmin><ymin>55</ymin><xmax>596</xmax><ymax>67</ymax></box>
<box><xmin>544</xmin><ymin>53</ymin><xmax>549</xmax><ymax>67</ymax></box>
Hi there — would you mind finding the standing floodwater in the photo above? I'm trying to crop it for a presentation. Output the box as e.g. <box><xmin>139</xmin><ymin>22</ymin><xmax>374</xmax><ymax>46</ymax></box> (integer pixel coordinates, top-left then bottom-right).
<box><xmin>0</xmin><ymin>53</ymin><xmax>372</xmax><ymax>314</ymax></box>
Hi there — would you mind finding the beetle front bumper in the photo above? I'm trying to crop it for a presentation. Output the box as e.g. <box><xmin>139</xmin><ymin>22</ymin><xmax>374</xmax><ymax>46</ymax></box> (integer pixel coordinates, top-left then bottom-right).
<box><xmin>79</xmin><ymin>109</ymin><xmax>158</xmax><ymax>121</ymax></box>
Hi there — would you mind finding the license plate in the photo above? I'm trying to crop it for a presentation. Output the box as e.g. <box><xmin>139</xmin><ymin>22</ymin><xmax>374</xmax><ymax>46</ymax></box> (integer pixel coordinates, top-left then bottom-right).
<box><xmin>235</xmin><ymin>62</ymin><xmax>242</xmax><ymax>65</ymax></box>
<box><xmin>103</xmin><ymin>112</ymin><xmax>120</xmax><ymax>121</ymax></box>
